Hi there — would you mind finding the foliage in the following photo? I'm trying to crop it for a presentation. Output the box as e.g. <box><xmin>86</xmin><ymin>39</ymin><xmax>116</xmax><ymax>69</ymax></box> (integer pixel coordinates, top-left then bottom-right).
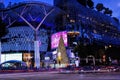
<box><xmin>87</xmin><ymin>0</ymin><xmax>94</xmax><ymax>9</ymax></box>
<box><xmin>77</xmin><ymin>0</ymin><xmax>87</xmax><ymax>7</ymax></box>
<box><xmin>113</xmin><ymin>17</ymin><xmax>119</xmax><ymax>23</ymax></box>
<box><xmin>73</xmin><ymin>42</ymin><xmax>104</xmax><ymax>58</ymax></box>
<box><xmin>105</xmin><ymin>46</ymin><xmax>120</xmax><ymax>60</ymax></box>
<box><xmin>104</xmin><ymin>8</ymin><xmax>112</xmax><ymax>16</ymax></box>
<box><xmin>77</xmin><ymin>0</ymin><xmax>94</xmax><ymax>9</ymax></box>
<box><xmin>96</xmin><ymin>3</ymin><xmax>113</xmax><ymax>16</ymax></box>
<box><xmin>0</xmin><ymin>18</ymin><xmax>8</xmax><ymax>39</ymax></box>
<box><xmin>96</xmin><ymin>3</ymin><xmax>104</xmax><ymax>11</ymax></box>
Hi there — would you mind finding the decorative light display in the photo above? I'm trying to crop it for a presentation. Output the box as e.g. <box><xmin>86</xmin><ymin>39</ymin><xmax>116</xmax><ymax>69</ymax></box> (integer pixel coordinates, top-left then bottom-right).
<box><xmin>51</xmin><ymin>31</ymin><xmax>68</xmax><ymax>49</ymax></box>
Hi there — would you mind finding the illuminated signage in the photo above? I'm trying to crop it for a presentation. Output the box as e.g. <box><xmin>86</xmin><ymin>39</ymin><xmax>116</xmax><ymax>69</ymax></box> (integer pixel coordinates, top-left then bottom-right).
<box><xmin>51</xmin><ymin>31</ymin><xmax>67</xmax><ymax>49</ymax></box>
<box><xmin>1</xmin><ymin>53</ymin><xmax>22</xmax><ymax>63</ymax></box>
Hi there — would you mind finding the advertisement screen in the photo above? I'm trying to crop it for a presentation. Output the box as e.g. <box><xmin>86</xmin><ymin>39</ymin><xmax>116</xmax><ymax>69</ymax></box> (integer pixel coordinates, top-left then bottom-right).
<box><xmin>1</xmin><ymin>53</ymin><xmax>22</xmax><ymax>63</ymax></box>
<box><xmin>51</xmin><ymin>31</ymin><xmax>67</xmax><ymax>49</ymax></box>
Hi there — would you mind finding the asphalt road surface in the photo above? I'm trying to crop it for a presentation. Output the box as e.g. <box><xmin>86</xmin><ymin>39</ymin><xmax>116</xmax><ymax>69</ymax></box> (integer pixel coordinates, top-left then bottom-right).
<box><xmin>0</xmin><ymin>72</ymin><xmax>120</xmax><ymax>80</ymax></box>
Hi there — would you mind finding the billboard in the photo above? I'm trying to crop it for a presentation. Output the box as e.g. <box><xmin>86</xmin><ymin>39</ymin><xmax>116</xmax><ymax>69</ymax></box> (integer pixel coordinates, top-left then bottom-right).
<box><xmin>1</xmin><ymin>53</ymin><xmax>22</xmax><ymax>63</ymax></box>
<box><xmin>51</xmin><ymin>31</ymin><xmax>67</xmax><ymax>49</ymax></box>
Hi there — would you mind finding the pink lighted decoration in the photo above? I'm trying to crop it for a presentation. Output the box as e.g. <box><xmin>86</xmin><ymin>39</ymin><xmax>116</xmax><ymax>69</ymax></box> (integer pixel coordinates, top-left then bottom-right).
<box><xmin>51</xmin><ymin>31</ymin><xmax>68</xmax><ymax>49</ymax></box>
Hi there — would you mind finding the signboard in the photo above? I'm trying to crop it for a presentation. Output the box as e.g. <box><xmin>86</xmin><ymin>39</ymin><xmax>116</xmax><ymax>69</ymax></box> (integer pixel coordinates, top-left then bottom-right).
<box><xmin>51</xmin><ymin>31</ymin><xmax>68</xmax><ymax>49</ymax></box>
<box><xmin>1</xmin><ymin>53</ymin><xmax>22</xmax><ymax>63</ymax></box>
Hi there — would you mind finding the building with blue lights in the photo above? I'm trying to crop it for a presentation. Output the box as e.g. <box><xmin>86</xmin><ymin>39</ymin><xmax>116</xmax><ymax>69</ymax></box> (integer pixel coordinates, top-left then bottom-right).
<box><xmin>0</xmin><ymin>0</ymin><xmax>120</xmax><ymax>67</ymax></box>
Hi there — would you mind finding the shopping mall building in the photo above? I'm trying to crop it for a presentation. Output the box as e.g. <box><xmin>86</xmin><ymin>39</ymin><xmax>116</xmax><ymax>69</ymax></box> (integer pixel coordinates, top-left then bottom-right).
<box><xmin>0</xmin><ymin>0</ymin><xmax>120</xmax><ymax>68</ymax></box>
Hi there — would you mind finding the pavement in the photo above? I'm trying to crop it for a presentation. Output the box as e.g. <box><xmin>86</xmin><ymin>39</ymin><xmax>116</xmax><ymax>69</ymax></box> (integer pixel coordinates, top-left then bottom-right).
<box><xmin>0</xmin><ymin>66</ymin><xmax>119</xmax><ymax>74</ymax></box>
<box><xmin>0</xmin><ymin>68</ymin><xmax>60</xmax><ymax>74</ymax></box>
<box><xmin>0</xmin><ymin>71</ymin><xmax>120</xmax><ymax>80</ymax></box>
<box><xmin>59</xmin><ymin>69</ymin><xmax>111</xmax><ymax>74</ymax></box>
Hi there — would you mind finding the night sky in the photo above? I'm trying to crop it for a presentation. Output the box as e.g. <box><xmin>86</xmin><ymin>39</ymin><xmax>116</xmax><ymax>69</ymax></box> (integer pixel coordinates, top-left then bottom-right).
<box><xmin>4</xmin><ymin>0</ymin><xmax>53</xmax><ymax>6</ymax></box>
<box><xmin>93</xmin><ymin>0</ymin><xmax>120</xmax><ymax>19</ymax></box>
<box><xmin>3</xmin><ymin>0</ymin><xmax>120</xmax><ymax>20</ymax></box>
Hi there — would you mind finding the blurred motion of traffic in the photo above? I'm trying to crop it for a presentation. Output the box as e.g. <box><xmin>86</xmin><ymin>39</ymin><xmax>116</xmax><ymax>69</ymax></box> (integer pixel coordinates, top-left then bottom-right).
<box><xmin>0</xmin><ymin>0</ymin><xmax>120</xmax><ymax>73</ymax></box>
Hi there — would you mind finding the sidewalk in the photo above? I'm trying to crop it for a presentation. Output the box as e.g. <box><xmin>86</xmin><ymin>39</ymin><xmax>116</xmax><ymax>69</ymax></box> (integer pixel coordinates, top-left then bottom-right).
<box><xmin>59</xmin><ymin>69</ymin><xmax>111</xmax><ymax>74</ymax></box>
<box><xmin>0</xmin><ymin>68</ymin><xmax>60</xmax><ymax>74</ymax></box>
<box><xmin>0</xmin><ymin>67</ymin><xmax>119</xmax><ymax>74</ymax></box>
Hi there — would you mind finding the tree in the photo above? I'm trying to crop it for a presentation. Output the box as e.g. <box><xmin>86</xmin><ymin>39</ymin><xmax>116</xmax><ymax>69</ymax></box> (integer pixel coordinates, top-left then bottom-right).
<box><xmin>113</xmin><ymin>17</ymin><xmax>119</xmax><ymax>23</ymax></box>
<box><xmin>104</xmin><ymin>8</ymin><xmax>112</xmax><ymax>16</ymax></box>
<box><xmin>106</xmin><ymin>47</ymin><xmax>120</xmax><ymax>60</ymax></box>
<box><xmin>96</xmin><ymin>3</ymin><xmax>113</xmax><ymax>16</ymax></box>
<box><xmin>87</xmin><ymin>0</ymin><xmax>94</xmax><ymax>9</ymax></box>
<box><xmin>108</xmin><ymin>10</ymin><xmax>112</xmax><ymax>16</ymax></box>
<box><xmin>73</xmin><ymin>42</ymin><xmax>89</xmax><ymax>58</ymax></box>
<box><xmin>0</xmin><ymin>18</ymin><xmax>8</xmax><ymax>39</ymax></box>
<box><xmin>0</xmin><ymin>17</ymin><xmax>8</xmax><ymax>64</ymax></box>
<box><xmin>57</xmin><ymin>35</ymin><xmax>69</xmax><ymax>65</ymax></box>
<box><xmin>77</xmin><ymin>0</ymin><xmax>87</xmax><ymax>7</ymax></box>
<box><xmin>96</xmin><ymin>3</ymin><xmax>104</xmax><ymax>11</ymax></box>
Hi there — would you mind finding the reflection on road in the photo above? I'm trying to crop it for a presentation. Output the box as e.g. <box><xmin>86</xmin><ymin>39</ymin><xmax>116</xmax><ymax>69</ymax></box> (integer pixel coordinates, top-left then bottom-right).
<box><xmin>0</xmin><ymin>72</ymin><xmax>120</xmax><ymax>80</ymax></box>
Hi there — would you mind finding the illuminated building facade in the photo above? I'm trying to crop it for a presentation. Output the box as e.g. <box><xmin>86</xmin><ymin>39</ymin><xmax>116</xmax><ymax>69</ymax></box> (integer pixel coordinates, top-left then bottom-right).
<box><xmin>54</xmin><ymin>0</ymin><xmax>120</xmax><ymax>46</ymax></box>
<box><xmin>0</xmin><ymin>0</ymin><xmax>120</xmax><ymax>67</ymax></box>
<box><xmin>0</xmin><ymin>0</ymin><xmax>58</xmax><ymax>67</ymax></box>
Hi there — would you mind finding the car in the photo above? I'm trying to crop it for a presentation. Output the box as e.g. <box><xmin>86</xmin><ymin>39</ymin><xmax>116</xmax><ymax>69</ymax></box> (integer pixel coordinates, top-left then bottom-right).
<box><xmin>0</xmin><ymin>60</ymin><xmax>28</xmax><ymax>70</ymax></box>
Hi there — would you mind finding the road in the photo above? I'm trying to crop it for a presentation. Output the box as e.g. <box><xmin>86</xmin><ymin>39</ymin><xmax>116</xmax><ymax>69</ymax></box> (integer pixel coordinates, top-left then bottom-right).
<box><xmin>0</xmin><ymin>71</ymin><xmax>120</xmax><ymax>80</ymax></box>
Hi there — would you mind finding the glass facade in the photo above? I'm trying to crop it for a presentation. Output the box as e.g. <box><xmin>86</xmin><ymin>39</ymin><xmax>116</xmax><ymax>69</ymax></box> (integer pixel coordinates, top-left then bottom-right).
<box><xmin>0</xmin><ymin>0</ymin><xmax>120</xmax><ymax>67</ymax></box>
<box><xmin>1</xmin><ymin>0</ymin><xmax>119</xmax><ymax>53</ymax></box>
<box><xmin>54</xmin><ymin>0</ymin><xmax>120</xmax><ymax>45</ymax></box>
<box><xmin>1</xmin><ymin>26</ymin><xmax>48</xmax><ymax>52</ymax></box>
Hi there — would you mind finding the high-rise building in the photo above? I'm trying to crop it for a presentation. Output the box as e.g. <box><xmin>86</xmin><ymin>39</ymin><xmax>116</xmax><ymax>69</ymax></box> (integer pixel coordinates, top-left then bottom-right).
<box><xmin>54</xmin><ymin>0</ymin><xmax>120</xmax><ymax>46</ymax></box>
<box><xmin>0</xmin><ymin>0</ymin><xmax>120</xmax><ymax>67</ymax></box>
